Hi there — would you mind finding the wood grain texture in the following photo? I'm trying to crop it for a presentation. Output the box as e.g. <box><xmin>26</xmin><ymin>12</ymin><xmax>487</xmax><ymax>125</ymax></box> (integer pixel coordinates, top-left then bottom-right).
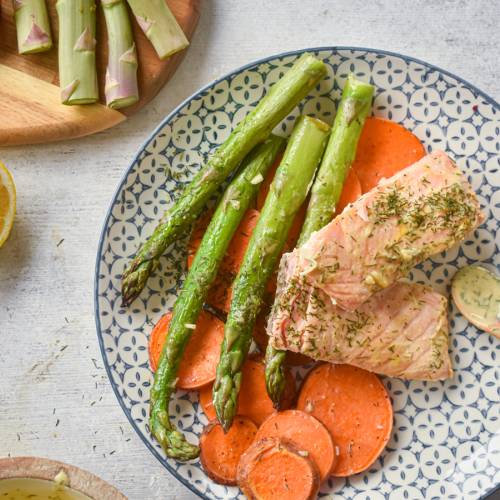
<box><xmin>0</xmin><ymin>0</ymin><xmax>200</xmax><ymax>146</ymax></box>
<box><xmin>0</xmin><ymin>1</ymin><xmax>497</xmax><ymax>499</ymax></box>
<box><xmin>0</xmin><ymin>65</ymin><xmax>125</xmax><ymax>145</ymax></box>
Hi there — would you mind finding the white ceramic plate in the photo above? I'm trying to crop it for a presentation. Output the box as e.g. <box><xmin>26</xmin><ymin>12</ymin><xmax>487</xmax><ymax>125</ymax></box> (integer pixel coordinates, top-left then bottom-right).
<box><xmin>95</xmin><ymin>47</ymin><xmax>499</xmax><ymax>499</ymax></box>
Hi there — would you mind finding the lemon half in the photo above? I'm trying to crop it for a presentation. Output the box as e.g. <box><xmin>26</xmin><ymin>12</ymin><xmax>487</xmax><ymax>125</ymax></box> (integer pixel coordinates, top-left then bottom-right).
<box><xmin>0</xmin><ymin>161</ymin><xmax>16</xmax><ymax>247</ymax></box>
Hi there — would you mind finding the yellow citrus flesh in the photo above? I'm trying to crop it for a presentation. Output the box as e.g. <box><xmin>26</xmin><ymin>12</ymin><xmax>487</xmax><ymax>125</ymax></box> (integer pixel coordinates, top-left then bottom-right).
<box><xmin>0</xmin><ymin>161</ymin><xmax>16</xmax><ymax>247</ymax></box>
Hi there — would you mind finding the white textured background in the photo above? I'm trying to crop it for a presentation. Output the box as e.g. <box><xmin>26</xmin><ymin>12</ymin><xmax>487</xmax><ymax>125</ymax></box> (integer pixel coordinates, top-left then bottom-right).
<box><xmin>0</xmin><ymin>1</ymin><xmax>498</xmax><ymax>499</ymax></box>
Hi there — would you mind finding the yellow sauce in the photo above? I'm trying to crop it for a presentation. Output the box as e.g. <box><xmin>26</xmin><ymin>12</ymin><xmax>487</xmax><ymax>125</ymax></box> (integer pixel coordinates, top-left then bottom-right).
<box><xmin>452</xmin><ymin>265</ymin><xmax>500</xmax><ymax>338</ymax></box>
<box><xmin>0</xmin><ymin>478</ymin><xmax>91</xmax><ymax>500</ymax></box>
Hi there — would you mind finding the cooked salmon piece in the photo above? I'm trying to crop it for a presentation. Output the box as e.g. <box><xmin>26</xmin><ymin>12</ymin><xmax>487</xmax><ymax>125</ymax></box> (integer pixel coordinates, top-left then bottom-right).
<box><xmin>293</xmin><ymin>150</ymin><xmax>484</xmax><ymax>311</ymax></box>
<box><xmin>267</xmin><ymin>267</ymin><xmax>452</xmax><ymax>380</ymax></box>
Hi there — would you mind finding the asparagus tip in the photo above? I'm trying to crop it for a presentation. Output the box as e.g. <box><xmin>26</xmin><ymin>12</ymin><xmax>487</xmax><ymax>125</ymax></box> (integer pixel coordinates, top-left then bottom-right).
<box><xmin>121</xmin><ymin>259</ymin><xmax>152</xmax><ymax>306</ymax></box>
<box><xmin>164</xmin><ymin>433</ymin><xmax>200</xmax><ymax>461</ymax></box>
<box><xmin>120</xmin><ymin>280</ymin><xmax>136</xmax><ymax>306</ymax></box>
<box><xmin>120</xmin><ymin>292</ymin><xmax>132</xmax><ymax>308</ymax></box>
<box><xmin>151</xmin><ymin>420</ymin><xmax>200</xmax><ymax>461</ymax></box>
<box><xmin>121</xmin><ymin>281</ymin><xmax>135</xmax><ymax>307</ymax></box>
<box><xmin>213</xmin><ymin>388</ymin><xmax>235</xmax><ymax>433</ymax></box>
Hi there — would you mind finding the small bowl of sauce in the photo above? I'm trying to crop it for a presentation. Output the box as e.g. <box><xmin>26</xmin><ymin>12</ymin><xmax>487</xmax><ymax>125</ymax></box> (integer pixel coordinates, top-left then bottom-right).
<box><xmin>0</xmin><ymin>457</ymin><xmax>125</xmax><ymax>500</ymax></box>
<box><xmin>451</xmin><ymin>265</ymin><xmax>500</xmax><ymax>339</ymax></box>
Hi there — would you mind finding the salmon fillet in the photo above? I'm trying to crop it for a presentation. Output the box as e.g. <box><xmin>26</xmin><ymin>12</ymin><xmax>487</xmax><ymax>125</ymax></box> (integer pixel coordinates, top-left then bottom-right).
<box><xmin>293</xmin><ymin>150</ymin><xmax>484</xmax><ymax>311</ymax></box>
<box><xmin>268</xmin><ymin>264</ymin><xmax>452</xmax><ymax>380</ymax></box>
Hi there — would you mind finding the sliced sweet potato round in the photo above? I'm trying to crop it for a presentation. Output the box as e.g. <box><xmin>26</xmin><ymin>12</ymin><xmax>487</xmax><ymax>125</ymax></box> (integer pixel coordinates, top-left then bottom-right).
<box><xmin>200</xmin><ymin>416</ymin><xmax>258</xmax><ymax>485</ymax></box>
<box><xmin>237</xmin><ymin>437</ymin><xmax>320</xmax><ymax>500</ymax></box>
<box><xmin>148</xmin><ymin>310</ymin><xmax>224</xmax><ymax>389</ymax></box>
<box><xmin>199</xmin><ymin>358</ymin><xmax>296</xmax><ymax>425</ymax></box>
<box><xmin>297</xmin><ymin>363</ymin><xmax>393</xmax><ymax>477</ymax></box>
<box><xmin>255</xmin><ymin>409</ymin><xmax>337</xmax><ymax>480</ymax></box>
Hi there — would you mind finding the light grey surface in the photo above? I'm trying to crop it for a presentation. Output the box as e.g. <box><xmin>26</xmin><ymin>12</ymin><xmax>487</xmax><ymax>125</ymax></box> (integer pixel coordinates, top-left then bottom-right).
<box><xmin>0</xmin><ymin>1</ymin><xmax>498</xmax><ymax>499</ymax></box>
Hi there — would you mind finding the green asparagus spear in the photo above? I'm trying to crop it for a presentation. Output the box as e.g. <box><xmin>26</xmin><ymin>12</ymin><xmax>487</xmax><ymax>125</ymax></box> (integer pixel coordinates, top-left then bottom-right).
<box><xmin>300</xmin><ymin>74</ymin><xmax>374</xmax><ymax>237</ymax></box>
<box><xmin>126</xmin><ymin>0</ymin><xmax>188</xmax><ymax>60</ymax></box>
<box><xmin>213</xmin><ymin>116</ymin><xmax>330</xmax><ymax>431</ymax></box>
<box><xmin>121</xmin><ymin>54</ymin><xmax>327</xmax><ymax>305</ymax></box>
<box><xmin>56</xmin><ymin>0</ymin><xmax>98</xmax><ymax>104</ymax></box>
<box><xmin>13</xmin><ymin>0</ymin><xmax>52</xmax><ymax>54</ymax></box>
<box><xmin>265</xmin><ymin>74</ymin><xmax>374</xmax><ymax>407</ymax></box>
<box><xmin>150</xmin><ymin>136</ymin><xmax>285</xmax><ymax>461</ymax></box>
<box><xmin>102</xmin><ymin>0</ymin><xmax>138</xmax><ymax>110</ymax></box>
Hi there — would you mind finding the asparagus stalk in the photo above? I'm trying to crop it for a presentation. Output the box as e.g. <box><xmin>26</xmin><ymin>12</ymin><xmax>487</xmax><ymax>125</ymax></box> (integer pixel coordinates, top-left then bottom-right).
<box><xmin>300</xmin><ymin>74</ymin><xmax>374</xmax><ymax>237</ymax></box>
<box><xmin>213</xmin><ymin>116</ymin><xmax>330</xmax><ymax>431</ymax></box>
<box><xmin>13</xmin><ymin>0</ymin><xmax>52</xmax><ymax>54</ymax></box>
<box><xmin>150</xmin><ymin>136</ymin><xmax>285</xmax><ymax>460</ymax></box>
<box><xmin>126</xmin><ymin>0</ymin><xmax>188</xmax><ymax>60</ymax></box>
<box><xmin>121</xmin><ymin>54</ymin><xmax>327</xmax><ymax>306</ymax></box>
<box><xmin>265</xmin><ymin>74</ymin><xmax>374</xmax><ymax>407</ymax></box>
<box><xmin>56</xmin><ymin>0</ymin><xmax>98</xmax><ymax>105</ymax></box>
<box><xmin>102</xmin><ymin>0</ymin><xmax>138</xmax><ymax>109</ymax></box>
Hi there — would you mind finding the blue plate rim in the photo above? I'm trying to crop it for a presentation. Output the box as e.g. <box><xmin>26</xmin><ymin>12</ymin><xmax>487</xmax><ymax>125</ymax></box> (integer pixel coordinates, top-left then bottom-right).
<box><xmin>94</xmin><ymin>45</ymin><xmax>500</xmax><ymax>500</ymax></box>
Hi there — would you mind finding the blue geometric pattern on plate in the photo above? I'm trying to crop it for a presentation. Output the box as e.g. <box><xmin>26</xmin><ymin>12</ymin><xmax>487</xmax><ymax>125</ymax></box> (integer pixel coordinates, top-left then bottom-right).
<box><xmin>94</xmin><ymin>47</ymin><xmax>500</xmax><ymax>499</ymax></box>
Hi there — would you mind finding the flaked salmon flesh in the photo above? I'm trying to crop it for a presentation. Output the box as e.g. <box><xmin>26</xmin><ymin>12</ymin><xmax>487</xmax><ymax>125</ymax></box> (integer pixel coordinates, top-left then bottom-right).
<box><xmin>267</xmin><ymin>151</ymin><xmax>485</xmax><ymax>380</ymax></box>
<box><xmin>294</xmin><ymin>150</ymin><xmax>484</xmax><ymax>311</ymax></box>
<box><xmin>268</xmin><ymin>272</ymin><xmax>452</xmax><ymax>379</ymax></box>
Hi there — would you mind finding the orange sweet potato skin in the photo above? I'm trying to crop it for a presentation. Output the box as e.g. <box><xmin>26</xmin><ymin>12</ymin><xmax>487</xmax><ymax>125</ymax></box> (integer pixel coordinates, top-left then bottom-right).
<box><xmin>200</xmin><ymin>357</ymin><xmax>296</xmax><ymax>425</ymax></box>
<box><xmin>255</xmin><ymin>409</ymin><xmax>337</xmax><ymax>480</ymax></box>
<box><xmin>352</xmin><ymin>116</ymin><xmax>425</xmax><ymax>193</ymax></box>
<box><xmin>297</xmin><ymin>363</ymin><xmax>393</xmax><ymax>477</ymax></box>
<box><xmin>148</xmin><ymin>310</ymin><xmax>225</xmax><ymax>389</ymax></box>
<box><xmin>200</xmin><ymin>416</ymin><xmax>258</xmax><ymax>486</ymax></box>
<box><xmin>237</xmin><ymin>437</ymin><xmax>320</xmax><ymax>500</ymax></box>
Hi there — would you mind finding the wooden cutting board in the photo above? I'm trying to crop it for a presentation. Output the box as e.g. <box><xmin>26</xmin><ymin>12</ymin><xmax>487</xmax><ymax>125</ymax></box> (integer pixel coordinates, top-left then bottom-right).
<box><xmin>0</xmin><ymin>0</ymin><xmax>200</xmax><ymax>146</ymax></box>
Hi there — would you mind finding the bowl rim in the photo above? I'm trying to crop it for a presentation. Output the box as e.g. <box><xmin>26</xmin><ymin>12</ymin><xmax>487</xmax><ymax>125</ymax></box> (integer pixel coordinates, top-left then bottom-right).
<box><xmin>93</xmin><ymin>46</ymin><xmax>500</xmax><ymax>500</ymax></box>
<box><xmin>0</xmin><ymin>456</ymin><xmax>126</xmax><ymax>499</ymax></box>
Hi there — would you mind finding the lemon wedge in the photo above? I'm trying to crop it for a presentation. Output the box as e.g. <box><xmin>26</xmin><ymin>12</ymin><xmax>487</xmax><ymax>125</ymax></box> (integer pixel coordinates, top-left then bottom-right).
<box><xmin>0</xmin><ymin>161</ymin><xmax>16</xmax><ymax>247</ymax></box>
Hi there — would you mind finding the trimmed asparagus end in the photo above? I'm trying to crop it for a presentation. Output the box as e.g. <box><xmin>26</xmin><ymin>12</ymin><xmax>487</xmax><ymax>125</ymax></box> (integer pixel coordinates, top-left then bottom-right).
<box><xmin>127</xmin><ymin>0</ymin><xmax>189</xmax><ymax>60</ymax></box>
<box><xmin>61</xmin><ymin>80</ymin><xmax>97</xmax><ymax>105</ymax></box>
<box><xmin>102</xmin><ymin>0</ymin><xmax>139</xmax><ymax>109</ymax></box>
<box><xmin>20</xmin><ymin>21</ymin><xmax>52</xmax><ymax>54</ymax></box>
<box><xmin>105</xmin><ymin>66</ymin><xmax>139</xmax><ymax>109</ymax></box>
<box><xmin>61</xmin><ymin>79</ymin><xmax>79</xmax><ymax>104</ymax></box>
<box><xmin>57</xmin><ymin>0</ymin><xmax>98</xmax><ymax>105</ymax></box>
<box><xmin>14</xmin><ymin>0</ymin><xmax>53</xmax><ymax>54</ymax></box>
